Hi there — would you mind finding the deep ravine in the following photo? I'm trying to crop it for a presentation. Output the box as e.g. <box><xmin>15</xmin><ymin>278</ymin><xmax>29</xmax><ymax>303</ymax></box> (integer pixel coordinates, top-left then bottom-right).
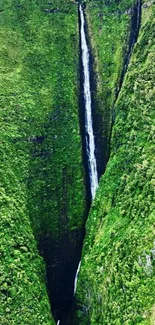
<box><xmin>56</xmin><ymin>4</ymin><xmax>99</xmax><ymax>325</ymax></box>
<box><xmin>53</xmin><ymin>1</ymin><xmax>142</xmax><ymax>324</ymax></box>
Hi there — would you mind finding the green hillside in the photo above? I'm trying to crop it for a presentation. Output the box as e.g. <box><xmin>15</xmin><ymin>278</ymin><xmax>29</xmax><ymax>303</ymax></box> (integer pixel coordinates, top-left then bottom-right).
<box><xmin>0</xmin><ymin>0</ymin><xmax>86</xmax><ymax>323</ymax></box>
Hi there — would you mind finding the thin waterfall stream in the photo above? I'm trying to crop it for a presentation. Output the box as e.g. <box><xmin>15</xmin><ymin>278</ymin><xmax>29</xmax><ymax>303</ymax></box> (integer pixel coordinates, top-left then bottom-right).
<box><xmin>79</xmin><ymin>4</ymin><xmax>98</xmax><ymax>200</ymax></box>
<box><xmin>72</xmin><ymin>2</ymin><xmax>99</xmax><ymax>297</ymax></box>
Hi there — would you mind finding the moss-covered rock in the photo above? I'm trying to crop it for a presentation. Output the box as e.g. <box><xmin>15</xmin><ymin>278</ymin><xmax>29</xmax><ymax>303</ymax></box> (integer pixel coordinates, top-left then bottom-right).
<box><xmin>74</xmin><ymin>1</ymin><xmax>155</xmax><ymax>324</ymax></box>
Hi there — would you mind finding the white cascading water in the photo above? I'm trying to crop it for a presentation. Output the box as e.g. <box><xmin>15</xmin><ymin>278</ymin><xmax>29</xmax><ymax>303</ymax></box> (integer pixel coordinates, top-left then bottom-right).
<box><xmin>73</xmin><ymin>261</ymin><xmax>81</xmax><ymax>295</ymax></box>
<box><xmin>72</xmin><ymin>4</ymin><xmax>99</xmax><ymax>302</ymax></box>
<box><xmin>79</xmin><ymin>4</ymin><xmax>98</xmax><ymax>200</ymax></box>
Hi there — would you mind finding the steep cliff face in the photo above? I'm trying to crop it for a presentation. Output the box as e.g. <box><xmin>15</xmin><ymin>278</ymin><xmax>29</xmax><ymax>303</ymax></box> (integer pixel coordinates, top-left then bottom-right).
<box><xmin>0</xmin><ymin>0</ymin><xmax>86</xmax><ymax>323</ymax></box>
<box><xmin>85</xmin><ymin>0</ymin><xmax>136</xmax><ymax>176</ymax></box>
<box><xmin>74</xmin><ymin>1</ymin><xmax>155</xmax><ymax>324</ymax></box>
<box><xmin>24</xmin><ymin>0</ymin><xmax>87</xmax><ymax>320</ymax></box>
<box><xmin>0</xmin><ymin>169</ymin><xmax>55</xmax><ymax>324</ymax></box>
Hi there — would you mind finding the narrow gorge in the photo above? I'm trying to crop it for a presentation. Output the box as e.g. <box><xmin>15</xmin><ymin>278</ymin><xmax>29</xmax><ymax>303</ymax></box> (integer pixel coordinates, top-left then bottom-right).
<box><xmin>56</xmin><ymin>5</ymin><xmax>99</xmax><ymax>323</ymax></box>
<box><xmin>0</xmin><ymin>1</ymin><xmax>155</xmax><ymax>325</ymax></box>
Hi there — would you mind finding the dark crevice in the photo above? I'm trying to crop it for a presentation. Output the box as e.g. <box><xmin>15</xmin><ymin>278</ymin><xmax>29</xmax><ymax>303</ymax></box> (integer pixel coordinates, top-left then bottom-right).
<box><xmin>109</xmin><ymin>0</ymin><xmax>142</xmax><ymax>158</ymax></box>
<box><xmin>89</xmin><ymin>40</ymin><xmax>109</xmax><ymax>179</ymax></box>
<box><xmin>115</xmin><ymin>0</ymin><xmax>142</xmax><ymax>102</ymax></box>
<box><xmin>38</xmin><ymin>229</ymin><xmax>86</xmax><ymax>325</ymax></box>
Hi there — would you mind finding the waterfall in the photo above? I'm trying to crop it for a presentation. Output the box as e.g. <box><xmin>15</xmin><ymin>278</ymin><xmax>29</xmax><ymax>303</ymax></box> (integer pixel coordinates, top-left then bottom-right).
<box><xmin>79</xmin><ymin>4</ymin><xmax>98</xmax><ymax>200</ymax></box>
<box><xmin>73</xmin><ymin>261</ymin><xmax>81</xmax><ymax>295</ymax></box>
<box><xmin>71</xmin><ymin>4</ymin><xmax>99</xmax><ymax>303</ymax></box>
<box><xmin>70</xmin><ymin>4</ymin><xmax>99</xmax><ymax>303</ymax></box>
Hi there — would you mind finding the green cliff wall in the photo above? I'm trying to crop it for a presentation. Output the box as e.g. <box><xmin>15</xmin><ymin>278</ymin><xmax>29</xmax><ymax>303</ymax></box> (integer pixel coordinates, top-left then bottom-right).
<box><xmin>0</xmin><ymin>161</ymin><xmax>55</xmax><ymax>324</ymax></box>
<box><xmin>74</xmin><ymin>1</ymin><xmax>155</xmax><ymax>324</ymax></box>
<box><xmin>27</xmin><ymin>0</ymin><xmax>86</xmax><ymax>239</ymax></box>
<box><xmin>0</xmin><ymin>0</ymin><xmax>86</xmax><ymax>323</ymax></box>
<box><xmin>86</xmin><ymin>0</ymin><xmax>135</xmax><ymax>172</ymax></box>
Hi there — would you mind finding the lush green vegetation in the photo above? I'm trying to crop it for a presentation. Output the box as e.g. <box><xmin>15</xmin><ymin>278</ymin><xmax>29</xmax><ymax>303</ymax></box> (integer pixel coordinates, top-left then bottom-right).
<box><xmin>0</xmin><ymin>0</ymin><xmax>86</xmax><ymax>323</ymax></box>
<box><xmin>74</xmin><ymin>1</ymin><xmax>155</xmax><ymax>324</ymax></box>
<box><xmin>1</xmin><ymin>0</ymin><xmax>155</xmax><ymax>323</ymax></box>
<box><xmin>25</xmin><ymin>1</ymin><xmax>86</xmax><ymax>239</ymax></box>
